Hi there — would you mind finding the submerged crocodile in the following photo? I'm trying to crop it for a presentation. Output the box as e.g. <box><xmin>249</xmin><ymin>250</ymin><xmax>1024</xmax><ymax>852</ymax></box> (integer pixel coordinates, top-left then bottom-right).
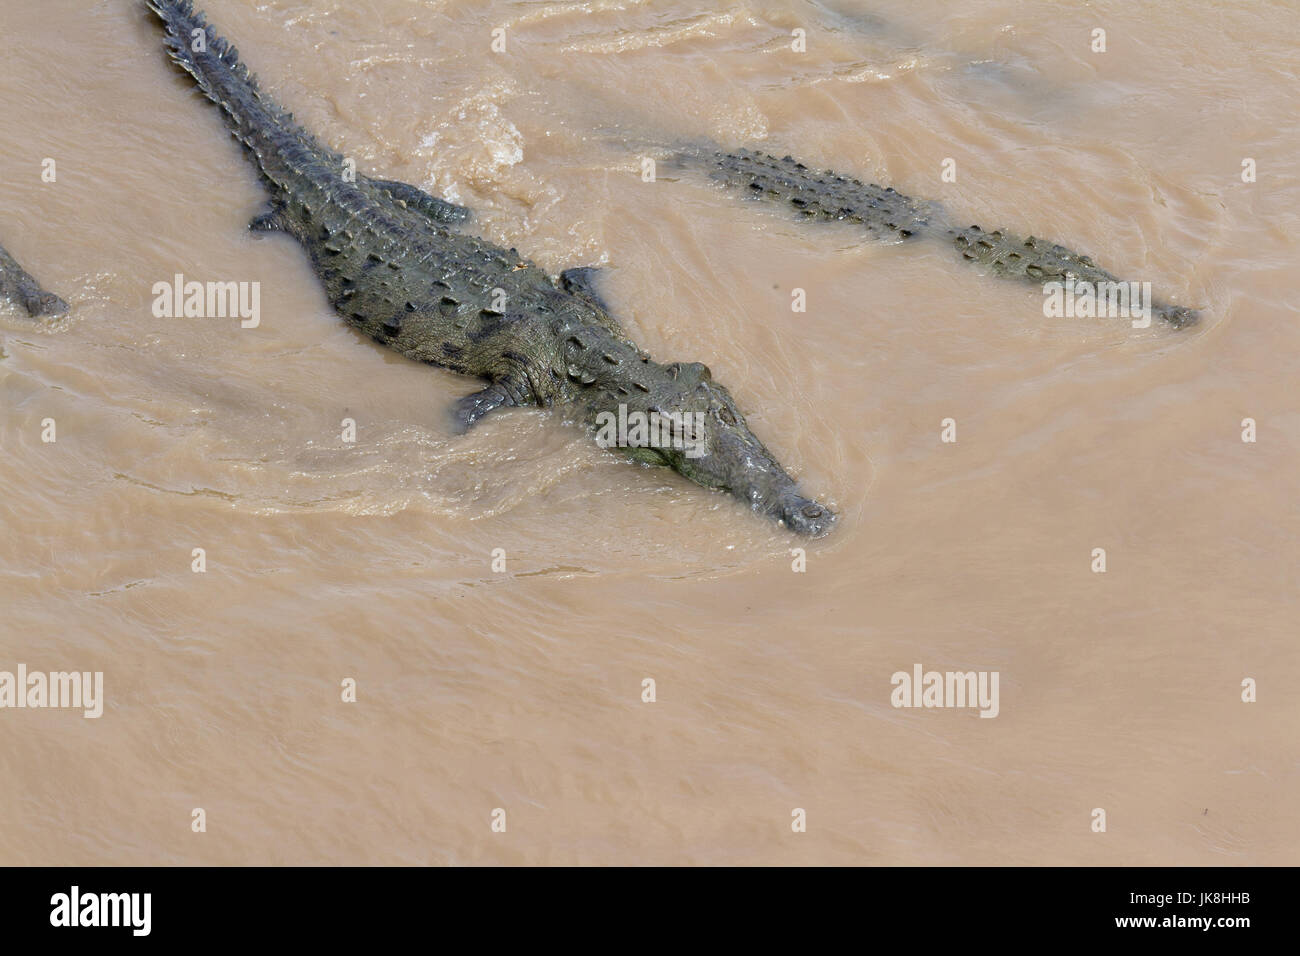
<box><xmin>681</xmin><ymin>149</ymin><xmax>1198</xmax><ymax>328</ymax></box>
<box><xmin>0</xmin><ymin>242</ymin><xmax>67</xmax><ymax>317</ymax></box>
<box><xmin>146</xmin><ymin>0</ymin><xmax>836</xmax><ymax>535</ymax></box>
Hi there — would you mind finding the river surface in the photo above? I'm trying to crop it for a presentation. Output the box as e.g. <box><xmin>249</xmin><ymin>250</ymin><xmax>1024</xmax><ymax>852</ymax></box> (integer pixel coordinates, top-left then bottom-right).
<box><xmin>1</xmin><ymin>0</ymin><xmax>1296</xmax><ymax>864</ymax></box>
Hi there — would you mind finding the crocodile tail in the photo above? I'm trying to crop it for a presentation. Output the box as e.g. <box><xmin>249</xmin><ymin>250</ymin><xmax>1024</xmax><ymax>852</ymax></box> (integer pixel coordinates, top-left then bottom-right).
<box><xmin>945</xmin><ymin>224</ymin><xmax>1199</xmax><ymax>328</ymax></box>
<box><xmin>689</xmin><ymin>147</ymin><xmax>1198</xmax><ymax>329</ymax></box>
<box><xmin>146</xmin><ymin>0</ymin><xmax>340</xmax><ymax>191</ymax></box>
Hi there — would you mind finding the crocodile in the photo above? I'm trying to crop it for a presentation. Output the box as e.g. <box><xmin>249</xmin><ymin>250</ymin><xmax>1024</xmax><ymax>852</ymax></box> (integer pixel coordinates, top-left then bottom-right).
<box><xmin>0</xmin><ymin>242</ymin><xmax>67</xmax><ymax>317</ymax></box>
<box><xmin>146</xmin><ymin>0</ymin><xmax>835</xmax><ymax>535</ymax></box>
<box><xmin>680</xmin><ymin>148</ymin><xmax>1198</xmax><ymax>328</ymax></box>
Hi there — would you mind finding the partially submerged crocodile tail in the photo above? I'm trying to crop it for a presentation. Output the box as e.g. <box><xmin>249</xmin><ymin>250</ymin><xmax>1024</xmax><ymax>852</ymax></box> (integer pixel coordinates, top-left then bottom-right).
<box><xmin>688</xmin><ymin>147</ymin><xmax>1199</xmax><ymax>328</ymax></box>
<box><xmin>942</xmin><ymin>223</ymin><xmax>1199</xmax><ymax>328</ymax></box>
<box><xmin>0</xmin><ymin>242</ymin><xmax>68</xmax><ymax>318</ymax></box>
<box><xmin>146</xmin><ymin>0</ymin><xmax>338</xmax><ymax>190</ymax></box>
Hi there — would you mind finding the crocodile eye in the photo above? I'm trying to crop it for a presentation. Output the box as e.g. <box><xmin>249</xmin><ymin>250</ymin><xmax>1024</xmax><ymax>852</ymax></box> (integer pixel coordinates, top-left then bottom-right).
<box><xmin>717</xmin><ymin>405</ymin><xmax>736</xmax><ymax>425</ymax></box>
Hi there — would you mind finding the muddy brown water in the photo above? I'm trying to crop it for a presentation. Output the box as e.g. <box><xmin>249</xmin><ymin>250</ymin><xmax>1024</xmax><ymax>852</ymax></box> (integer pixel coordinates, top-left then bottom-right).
<box><xmin>0</xmin><ymin>0</ymin><xmax>1296</xmax><ymax>864</ymax></box>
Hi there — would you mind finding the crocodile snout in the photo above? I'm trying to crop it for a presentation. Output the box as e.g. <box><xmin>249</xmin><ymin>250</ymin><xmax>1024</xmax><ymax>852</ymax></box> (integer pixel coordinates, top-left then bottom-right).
<box><xmin>772</xmin><ymin>493</ymin><xmax>837</xmax><ymax>537</ymax></box>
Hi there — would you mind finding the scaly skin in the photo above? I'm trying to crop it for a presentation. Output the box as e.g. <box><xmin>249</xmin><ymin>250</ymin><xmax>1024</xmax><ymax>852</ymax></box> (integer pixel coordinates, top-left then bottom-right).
<box><xmin>0</xmin><ymin>242</ymin><xmax>67</xmax><ymax>317</ymax></box>
<box><xmin>692</xmin><ymin>148</ymin><xmax>1199</xmax><ymax>328</ymax></box>
<box><xmin>146</xmin><ymin>1</ymin><xmax>835</xmax><ymax>536</ymax></box>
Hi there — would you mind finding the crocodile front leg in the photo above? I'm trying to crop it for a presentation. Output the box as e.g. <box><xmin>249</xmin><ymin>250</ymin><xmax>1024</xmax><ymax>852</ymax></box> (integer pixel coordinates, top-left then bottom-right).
<box><xmin>451</xmin><ymin>377</ymin><xmax>530</xmax><ymax>433</ymax></box>
<box><xmin>443</xmin><ymin>310</ymin><xmax>576</xmax><ymax>433</ymax></box>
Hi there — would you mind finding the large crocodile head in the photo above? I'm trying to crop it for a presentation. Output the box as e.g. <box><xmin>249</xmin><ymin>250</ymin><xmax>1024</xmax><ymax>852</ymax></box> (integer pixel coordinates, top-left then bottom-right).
<box><xmin>573</xmin><ymin>340</ymin><xmax>837</xmax><ymax>536</ymax></box>
<box><xmin>665</xmin><ymin>364</ymin><xmax>837</xmax><ymax>536</ymax></box>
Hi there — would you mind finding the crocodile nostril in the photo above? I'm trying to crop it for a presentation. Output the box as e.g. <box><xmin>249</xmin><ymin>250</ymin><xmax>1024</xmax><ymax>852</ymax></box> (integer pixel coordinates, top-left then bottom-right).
<box><xmin>801</xmin><ymin>504</ymin><xmax>823</xmax><ymax>518</ymax></box>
